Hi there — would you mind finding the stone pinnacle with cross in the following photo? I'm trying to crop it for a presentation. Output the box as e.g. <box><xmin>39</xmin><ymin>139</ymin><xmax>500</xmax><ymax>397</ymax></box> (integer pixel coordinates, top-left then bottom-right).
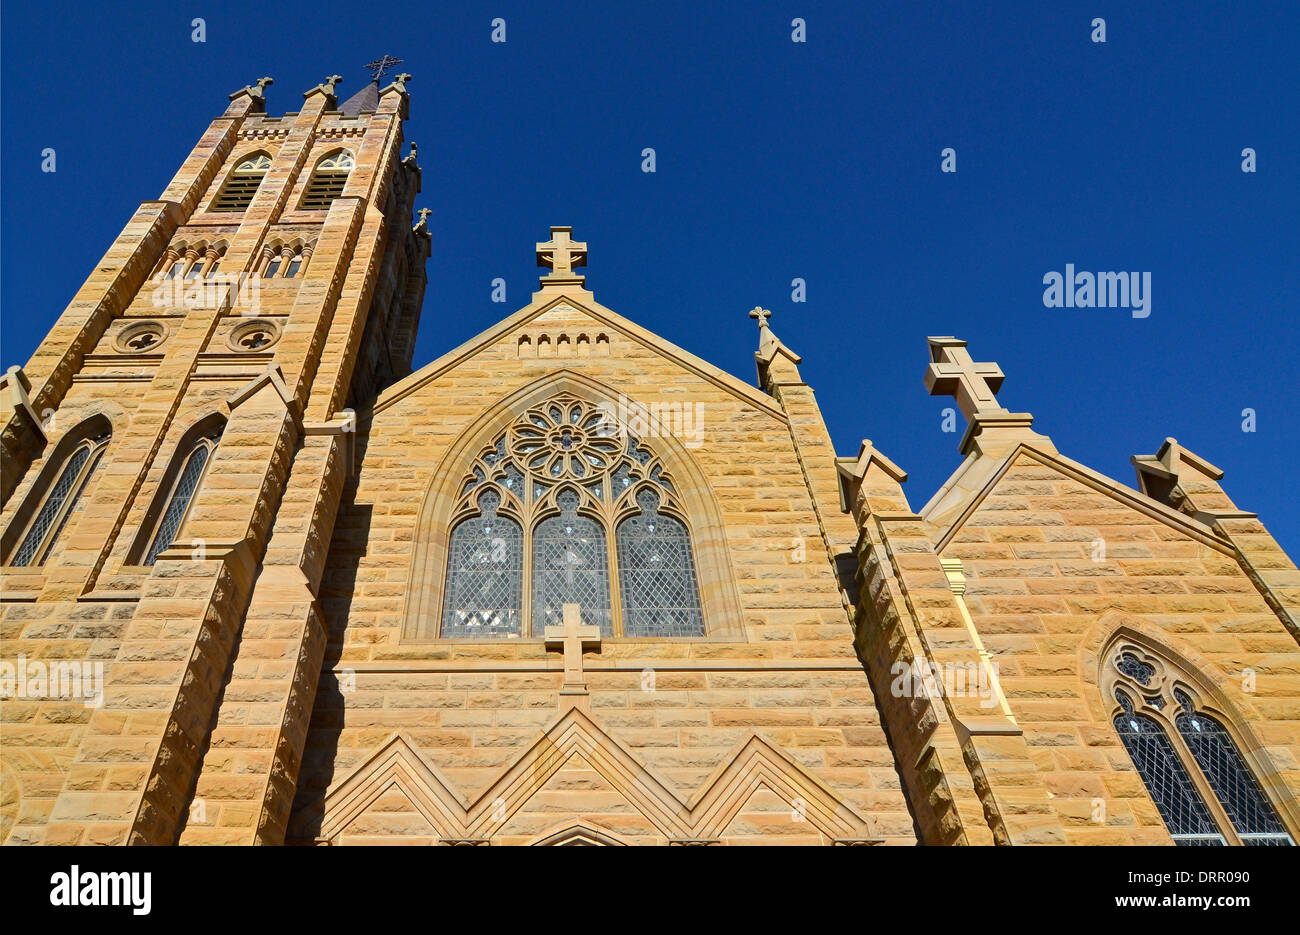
<box><xmin>544</xmin><ymin>603</ymin><xmax>601</xmax><ymax>704</ymax></box>
<box><xmin>536</xmin><ymin>227</ymin><xmax>587</xmax><ymax>282</ymax></box>
<box><xmin>924</xmin><ymin>336</ymin><xmax>1007</xmax><ymax>420</ymax></box>
<box><xmin>749</xmin><ymin>306</ymin><xmax>772</xmax><ymax>330</ymax></box>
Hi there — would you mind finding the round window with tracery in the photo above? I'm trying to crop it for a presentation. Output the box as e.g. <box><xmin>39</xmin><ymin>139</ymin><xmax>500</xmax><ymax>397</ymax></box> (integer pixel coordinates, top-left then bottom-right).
<box><xmin>508</xmin><ymin>399</ymin><xmax>623</xmax><ymax>481</ymax></box>
<box><xmin>228</xmin><ymin>318</ymin><xmax>282</xmax><ymax>353</ymax></box>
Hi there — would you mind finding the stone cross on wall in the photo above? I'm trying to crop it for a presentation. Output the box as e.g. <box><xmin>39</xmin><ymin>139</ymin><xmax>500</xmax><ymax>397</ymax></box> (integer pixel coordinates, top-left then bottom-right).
<box><xmin>923</xmin><ymin>336</ymin><xmax>1007</xmax><ymax>420</ymax></box>
<box><xmin>544</xmin><ymin>603</ymin><xmax>601</xmax><ymax>701</ymax></box>
<box><xmin>536</xmin><ymin>227</ymin><xmax>587</xmax><ymax>280</ymax></box>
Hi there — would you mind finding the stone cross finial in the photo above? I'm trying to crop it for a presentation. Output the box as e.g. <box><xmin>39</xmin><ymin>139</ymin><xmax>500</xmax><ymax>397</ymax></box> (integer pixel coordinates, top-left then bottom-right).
<box><xmin>413</xmin><ymin>208</ymin><xmax>432</xmax><ymax>234</ymax></box>
<box><xmin>536</xmin><ymin>227</ymin><xmax>587</xmax><ymax>279</ymax></box>
<box><xmin>544</xmin><ymin>604</ymin><xmax>601</xmax><ymax>696</ymax></box>
<box><xmin>924</xmin><ymin>336</ymin><xmax>1007</xmax><ymax>420</ymax></box>
<box><xmin>305</xmin><ymin>75</ymin><xmax>343</xmax><ymax>101</ymax></box>
<box><xmin>749</xmin><ymin>306</ymin><xmax>772</xmax><ymax>329</ymax></box>
<box><xmin>230</xmin><ymin>76</ymin><xmax>274</xmax><ymax>102</ymax></box>
<box><xmin>391</xmin><ymin>72</ymin><xmax>412</xmax><ymax>93</ymax></box>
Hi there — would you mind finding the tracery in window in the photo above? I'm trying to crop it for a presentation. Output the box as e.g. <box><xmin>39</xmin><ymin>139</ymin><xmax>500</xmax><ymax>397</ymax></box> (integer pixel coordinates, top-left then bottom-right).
<box><xmin>1106</xmin><ymin>642</ymin><xmax>1294</xmax><ymax>846</ymax></box>
<box><xmin>437</xmin><ymin>395</ymin><xmax>701</xmax><ymax>638</ymax></box>
<box><xmin>142</xmin><ymin>429</ymin><xmax>222</xmax><ymax>565</ymax></box>
<box><xmin>8</xmin><ymin>432</ymin><xmax>109</xmax><ymax>567</ymax></box>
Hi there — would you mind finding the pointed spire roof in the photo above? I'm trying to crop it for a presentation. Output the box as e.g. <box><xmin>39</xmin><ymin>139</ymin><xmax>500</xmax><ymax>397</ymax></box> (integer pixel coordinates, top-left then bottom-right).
<box><xmin>339</xmin><ymin>81</ymin><xmax>380</xmax><ymax>116</ymax></box>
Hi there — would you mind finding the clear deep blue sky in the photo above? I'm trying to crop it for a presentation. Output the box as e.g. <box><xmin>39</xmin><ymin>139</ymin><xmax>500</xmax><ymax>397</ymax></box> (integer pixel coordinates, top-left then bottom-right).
<box><xmin>3</xmin><ymin>1</ymin><xmax>1297</xmax><ymax>553</ymax></box>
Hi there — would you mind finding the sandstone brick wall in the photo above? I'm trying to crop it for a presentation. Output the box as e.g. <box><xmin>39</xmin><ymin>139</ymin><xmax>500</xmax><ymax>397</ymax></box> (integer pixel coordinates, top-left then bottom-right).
<box><xmin>944</xmin><ymin>451</ymin><xmax>1300</xmax><ymax>844</ymax></box>
<box><xmin>287</xmin><ymin>299</ymin><xmax>918</xmax><ymax>845</ymax></box>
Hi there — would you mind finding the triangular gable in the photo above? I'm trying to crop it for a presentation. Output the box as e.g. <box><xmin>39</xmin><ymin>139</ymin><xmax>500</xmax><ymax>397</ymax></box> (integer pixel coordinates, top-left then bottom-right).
<box><xmin>316</xmin><ymin>707</ymin><xmax>878</xmax><ymax>844</ymax></box>
<box><xmin>927</xmin><ymin>442</ymin><xmax>1234</xmax><ymax>556</ymax></box>
<box><xmin>373</xmin><ymin>293</ymin><xmax>784</xmax><ymax>421</ymax></box>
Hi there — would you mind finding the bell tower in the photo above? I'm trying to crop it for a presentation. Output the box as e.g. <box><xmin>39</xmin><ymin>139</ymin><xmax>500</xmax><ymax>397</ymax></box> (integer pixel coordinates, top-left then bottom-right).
<box><xmin>0</xmin><ymin>65</ymin><xmax>430</xmax><ymax>845</ymax></box>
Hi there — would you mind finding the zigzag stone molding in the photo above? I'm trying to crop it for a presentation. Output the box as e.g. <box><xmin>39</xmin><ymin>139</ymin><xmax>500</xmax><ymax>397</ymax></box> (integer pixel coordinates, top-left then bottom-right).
<box><xmin>315</xmin><ymin>707</ymin><xmax>880</xmax><ymax>845</ymax></box>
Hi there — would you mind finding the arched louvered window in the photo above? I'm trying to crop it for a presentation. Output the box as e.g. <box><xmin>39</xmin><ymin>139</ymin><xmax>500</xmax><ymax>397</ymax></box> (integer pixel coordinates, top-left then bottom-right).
<box><xmin>436</xmin><ymin>395</ymin><xmax>703</xmax><ymax>639</ymax></box>
<box><xmin>300</xmin><ymin>151</ymin><xmax>353</xmax><ymax>210</ymax></box>
<box><xmin>143</xmin><ymin>430</ymin><xmax>221</xmax><ymax>565</ymax></box>
<box><xmin>8</xmin><ymin>432</ymin><xmax>109</xmax><ymax>566</ymax></box>
<box><xmin>1107</xmin><ymin>643</ymin><xmax>1295</xmax><ymax>846</ymax></box>
<box><xmin>616</xmin><ymin>488</ymin><xmax>704</xmax><ymax>637</ymax></box>
<box><xmin>440</xmin><ymin>489</ymin><xmax>523</xmax><ymax>638</ymax></box>
<box><xmin>1173</xmin><ymin>690</ymin><xmax>1293</xmax><ymax>845</ymax></box>
<box><xmin>212</xmin><ymin>154</ymin><xmax>271</xmax><ymax>212</ymax></box>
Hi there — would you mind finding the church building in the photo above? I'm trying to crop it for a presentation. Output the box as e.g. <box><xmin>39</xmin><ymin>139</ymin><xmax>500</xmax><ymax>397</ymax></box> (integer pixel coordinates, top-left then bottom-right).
<box><xmin>2</xmin><ymin>72</ymin><xmax>1298</xmax><ymax>846</ymax></box>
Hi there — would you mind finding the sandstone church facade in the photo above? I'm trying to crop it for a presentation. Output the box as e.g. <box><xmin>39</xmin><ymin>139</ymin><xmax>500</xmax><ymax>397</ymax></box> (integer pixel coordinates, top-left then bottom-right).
<box><xmin>2</xmin><ymin>74</ymin><xmax>1298</xmax><ymax>847</ymax></box>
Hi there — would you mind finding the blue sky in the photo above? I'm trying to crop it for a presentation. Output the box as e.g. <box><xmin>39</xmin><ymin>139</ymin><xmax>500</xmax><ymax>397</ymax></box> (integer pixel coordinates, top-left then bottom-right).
<box><xmin>3</xmin><ymin>0</ymin><xmax>1297</xmax><ymax>554</ymax></box>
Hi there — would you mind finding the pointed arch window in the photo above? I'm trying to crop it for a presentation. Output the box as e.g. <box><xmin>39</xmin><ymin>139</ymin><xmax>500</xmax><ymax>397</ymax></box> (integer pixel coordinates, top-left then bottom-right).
<box><xmin>8</xmin><ymin>432</ymin><xmax>109</xmax><ymax>567</ymax></box>
<box><xmin>1107</xmin><ymin>644</ymin><xmax>1294</xmax><ymax>846</ymax></box>
<box><xmin>212</xmin><ymin>154</ymin><xmax>271</xmax><ymax>212</ymax></box>
<box><xmin>142</xmin><ymin>429</ymin><xmax>222</xmax><ymax>565</ymax></box>
<box><xmin>1173</xmin><ymin>690</ymin><xmax>1293</xmax><ymax>845</ymax></box>
<box><xmin>436</xmin><ymin>396</ymin><xmax>704</xmax><ymax>639</ymax></box>
<box><xmin>617</xmin><ymin>489</ymin><xmax>705</xmax><ymax>637</ymax></box>
<box><xmin>440</xmin><ymin>489</ymin><xmax>523</xmax><ymax>638</ymax></box>
<box><xmin>300</xmin><ymin>151</ymin><xmax>353</xmax><ymax>210</ymax></box>
<box><xmin>532</xmin><ymin>488</ymin><xmax>612</xmax><ymax>635</ymax></box>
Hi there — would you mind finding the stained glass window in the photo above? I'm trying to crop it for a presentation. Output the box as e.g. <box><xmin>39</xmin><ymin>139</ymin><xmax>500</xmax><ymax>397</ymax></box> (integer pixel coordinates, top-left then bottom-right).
<box><xmin>1175</xmin><ymin>693</ymin><xmax>1293</xmax><ymax>845</ymax></box>
<box><xmin>440</xmin><ymin>490</ymin><xmax>523</xmax><ymax>638</ymax></box>
<box><xmin>1108</xmin><ymin>647</ymin><xmax>1294</xmax><ymax>846</ymax></box>
<box><xmin>11</xmin><ymin>435</ymin><xmax>107</xmax><ymax>567</ymax></box>
<box><xmin>1114</xmin><ymin>691</ymin><xmax>1224</xmax><ymax>845</ymax></box>
<box><xmin>437</xmin><ymin>396</ymin><xmax>706</xmax><ymax>638</ymax></box>
<box><xmin>531</xmin><ymin>489</ymin><xmax>612</xmax><ymax>636</ymax></box>
<box><xmin>617</xmin><ymin>489</ymin><xmax>704</xmax><ymax>637</ymax></box>
<box><xmin>144</xmin><ymin>432</ymin><xmax>220</xmax><ymax>565</ymax></box>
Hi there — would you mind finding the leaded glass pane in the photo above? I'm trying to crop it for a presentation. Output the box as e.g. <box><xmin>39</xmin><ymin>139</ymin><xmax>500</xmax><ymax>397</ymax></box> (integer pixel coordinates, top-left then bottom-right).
<box><xmin>617</xmin><ymin>490</ymin><xmax>705</xmax><ymax>637</ymax></box>
<box><xmin>145</xmin><ymin>444</ymin><xmax>212</xmax><ymax>565</ymax></box>
<box><xmin>531</xmin><ymin>489</ymin><xmax>611</xmax><ymax>636</ymax></box>
<box><xmin>440</xmin><ymin>491</ymin><xmax>523</xmax><ymax>638</ymax></box>
<box><xmin>12</xmin><ymin>445</ymin><xmax>92</xmax><ymax>567</ymax></box>
<box><xmin>1176</xmin><ymin>709</ymin><xmax>1293</xmax><ymax>844</ymax></box>
<box><xmin>1114</xmin><ymin>701</ymin><xmax>1223</xmax><ymax>845</ymax></box>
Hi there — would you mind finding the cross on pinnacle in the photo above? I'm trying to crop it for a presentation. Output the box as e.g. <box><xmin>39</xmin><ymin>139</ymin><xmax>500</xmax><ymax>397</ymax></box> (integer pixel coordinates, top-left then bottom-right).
<box><xmin>924</xmin><ymin>336</ymin><xmax>1007</xmax><ymax>420</ymax></box>
<box><xmin>749</xmin><ymin>306</ymin><xmax>772</xmax><ymax>329</ymax></box>
<box><xmin>364</xmin><ymin>55</ymin><xmax>404</xmax><ymax>83</ymax></box>
<box><xmin>536</xmin><ymin>226</ymin><xmax>587</xmax><ymax>281</ymax></box>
